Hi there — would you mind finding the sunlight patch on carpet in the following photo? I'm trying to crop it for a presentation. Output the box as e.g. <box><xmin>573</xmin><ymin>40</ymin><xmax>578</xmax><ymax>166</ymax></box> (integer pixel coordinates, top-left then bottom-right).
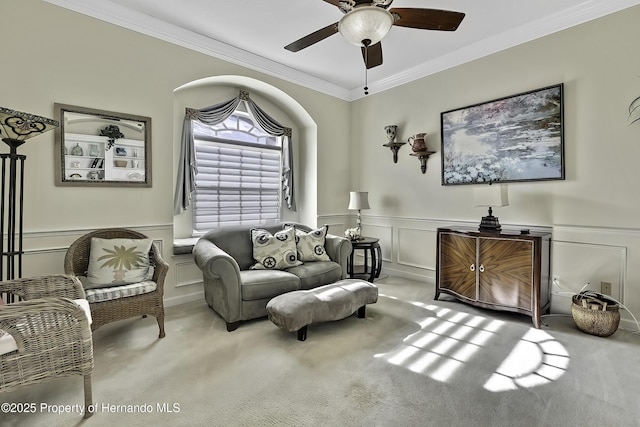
<box><xmin>483</xmin><ymin>328</ymin><xmax>569</xmax><ymax>392</ymax></box>
<box><xmin>375</xmin><ymin>295</ymin><xmax>570</xmax><ymax>388</ymax></box>
<box><xmin>375</xmin><ymin>298</ymin><xmax>504</xmax><ymax>382</ymax></box>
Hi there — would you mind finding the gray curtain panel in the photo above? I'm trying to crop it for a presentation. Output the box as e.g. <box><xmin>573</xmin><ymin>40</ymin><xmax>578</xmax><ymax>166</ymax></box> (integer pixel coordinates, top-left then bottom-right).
<box><xmin>173</xmin><ymin>89</ymin><xmax>295</xmax><ymax>215</ymax></box>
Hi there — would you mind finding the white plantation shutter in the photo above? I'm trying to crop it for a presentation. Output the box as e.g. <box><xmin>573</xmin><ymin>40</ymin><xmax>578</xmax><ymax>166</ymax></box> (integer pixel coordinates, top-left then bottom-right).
<box><xmin>193</xmin><ymin>139</ymin><xmax>281</xmax><ymax>232</ymax></box>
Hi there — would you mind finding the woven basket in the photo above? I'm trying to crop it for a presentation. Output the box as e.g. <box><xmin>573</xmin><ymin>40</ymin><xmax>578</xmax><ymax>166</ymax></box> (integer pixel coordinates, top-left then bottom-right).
<box><xmin>571</xmin><ymin>293</ymin><xmax>620</xmax><ymax>337</ymax></box>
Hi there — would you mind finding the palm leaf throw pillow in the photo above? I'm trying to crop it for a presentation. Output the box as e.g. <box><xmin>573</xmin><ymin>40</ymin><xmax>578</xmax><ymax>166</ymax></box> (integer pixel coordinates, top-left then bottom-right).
<box><xmin>86</xmin><ymin>238</ymin><xmax>153</xmax><ymax>288</ymax></box>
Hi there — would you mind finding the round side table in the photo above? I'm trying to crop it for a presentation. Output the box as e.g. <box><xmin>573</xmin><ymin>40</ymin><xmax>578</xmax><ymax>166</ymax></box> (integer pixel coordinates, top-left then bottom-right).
<box><xmin>347</xmin><ymin>237</ymin><xmax>382</xmax><ymax>282</ymax></box>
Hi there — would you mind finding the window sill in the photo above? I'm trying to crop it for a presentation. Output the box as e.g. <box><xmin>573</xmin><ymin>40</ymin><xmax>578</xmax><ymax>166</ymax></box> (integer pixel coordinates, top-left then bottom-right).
<box><xmin>173</xmin><ymin>237</ymin><xmax>198</xmax><ymax>255</ymax></box>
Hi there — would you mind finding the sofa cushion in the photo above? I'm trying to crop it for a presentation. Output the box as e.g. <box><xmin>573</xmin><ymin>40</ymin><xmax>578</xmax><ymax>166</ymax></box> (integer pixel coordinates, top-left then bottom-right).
<box><xmin>293</xmin><ymin>225</ymin><xmax>331</xmax><ymax>262</ymax></box>
<box><xmin>285</xmin><ymin>261</ymin><xmax>342</xmax><ymax>290</ymax></box>
<box><xmin>250</xmin><ymin>227</ymin><xmax>302</xmax><ymax>270</ymax></box>
<box><xmin>240</xmin><ymin>270</ymin><xmax>300</xmax><ymax>301</ymax></box>
<box><xmin>86</xmin><ymin>238</ymin><xmax>153</xmax><ymax>288</ymax></box>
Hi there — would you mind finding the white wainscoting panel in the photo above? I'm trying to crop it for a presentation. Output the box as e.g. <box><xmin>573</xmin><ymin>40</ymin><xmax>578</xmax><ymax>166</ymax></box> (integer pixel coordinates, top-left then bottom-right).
<box><xmin>397</xmin><ymin>227</ymin><xmax>436</xmax><ymax>271</ymax></box>
<box><xmin>551</xmin><ymin>240</ymin><xmax>626</xmax><ymax>314</ymax></box>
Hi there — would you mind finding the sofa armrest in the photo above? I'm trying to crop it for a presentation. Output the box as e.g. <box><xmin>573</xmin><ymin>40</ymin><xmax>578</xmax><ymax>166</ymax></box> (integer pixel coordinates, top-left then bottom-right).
<box><xmin>324</xmin><ymin>235</ymin><xmax>353</xmax><ymax>279</ymax></box>
<box><xmin>193</xmin><ymin>238</ymin><xmax>243</xmax><ymax>323</ymax></box>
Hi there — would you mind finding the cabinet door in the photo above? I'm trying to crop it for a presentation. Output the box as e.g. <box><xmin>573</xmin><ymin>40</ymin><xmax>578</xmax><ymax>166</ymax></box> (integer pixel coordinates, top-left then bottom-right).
<box><xmin>439</xmin><ymin>232</ymin><xmax>477</xmax><ymax>300</ymax></box>
<box><xmin>478</xmin><ymin>237</ymin><xmax>533</xmax><ymax>310</ymax></box>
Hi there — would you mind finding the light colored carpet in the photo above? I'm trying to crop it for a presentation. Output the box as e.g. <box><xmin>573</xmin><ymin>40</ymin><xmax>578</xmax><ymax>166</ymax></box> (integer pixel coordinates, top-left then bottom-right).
<box><xmin>3</xmin><ymin>276</ymin><xmax>640</xmax><ymax>427</ymax></box>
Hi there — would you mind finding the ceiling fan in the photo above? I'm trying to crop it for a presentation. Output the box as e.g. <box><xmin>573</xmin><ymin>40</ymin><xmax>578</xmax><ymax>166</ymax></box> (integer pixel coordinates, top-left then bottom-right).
<box><xmin>284</xmin><ymin>0</ymin><xmax>466</xmax><ymax>81</ymax></box>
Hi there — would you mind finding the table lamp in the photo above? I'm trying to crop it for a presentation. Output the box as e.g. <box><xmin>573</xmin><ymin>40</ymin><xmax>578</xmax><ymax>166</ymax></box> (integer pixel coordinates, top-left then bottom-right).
<box><xmin>474</xmin><ymin>184</ymin><xmax>509</xmax><ymax>231</ymax></box>
<box><xmin>348</xmin><ymin>191</ymin><xmax>370</xmax><ymax>235</ymax></box>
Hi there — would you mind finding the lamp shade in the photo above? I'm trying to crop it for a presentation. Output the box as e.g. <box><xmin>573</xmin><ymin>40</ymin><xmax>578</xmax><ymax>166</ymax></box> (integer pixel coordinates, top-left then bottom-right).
<box><xmin>0</xmin><ymin>107</ymin><xmax>59</xmax><ymax>145</ymax></box>
<box><xmin>474</xmin><ymin>185</ymin><xmax>509</xmax><ymax>207</ymax></box>
<box><xmin>348</xmin><ymin>191</ymin><xmax>370</xmax><ymax>210</ymax></box>
<box><xmin>338</xmin><ymin>6</ymin><xmax>394</xmax><ymax>46</ymax></box>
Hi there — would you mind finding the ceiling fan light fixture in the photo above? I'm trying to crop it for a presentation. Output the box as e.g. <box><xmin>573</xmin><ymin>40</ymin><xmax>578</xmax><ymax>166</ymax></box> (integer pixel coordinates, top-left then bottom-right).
<box><xmin>338</xmin><ymin>6</ymin><xmax>394</xmax><ymax>47</ymax></box>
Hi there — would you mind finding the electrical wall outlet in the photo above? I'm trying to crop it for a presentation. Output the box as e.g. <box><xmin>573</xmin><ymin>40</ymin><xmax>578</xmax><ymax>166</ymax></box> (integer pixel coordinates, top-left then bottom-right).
<box><xmin>601</xmin><ymin>281</ymin><xmax>612</xmax><ymax>295</ymax></box>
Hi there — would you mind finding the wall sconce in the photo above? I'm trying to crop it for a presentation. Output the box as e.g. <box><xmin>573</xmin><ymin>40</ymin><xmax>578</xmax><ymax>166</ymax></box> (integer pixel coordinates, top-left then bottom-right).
<box><xmin>382</xmin><ymin>125</ymin><xmax>405</xmax><ymax>163</ymax></box>
<box><xmin>407</xmin><ymin>133</ymin><xmax>435</xmax><ymax>174</ymax></box>
<box><xmin>474</xmin><ymin>183</ymin><xmax>509</xmax><ymax>231</ymax></box>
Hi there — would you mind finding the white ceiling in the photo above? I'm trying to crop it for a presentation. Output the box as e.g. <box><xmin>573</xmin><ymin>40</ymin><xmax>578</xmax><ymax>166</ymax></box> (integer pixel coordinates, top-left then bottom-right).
<box><xmin>45</xmin><ymin>0</ymin><xmax>640</xmax><ymax>101</ymax></box>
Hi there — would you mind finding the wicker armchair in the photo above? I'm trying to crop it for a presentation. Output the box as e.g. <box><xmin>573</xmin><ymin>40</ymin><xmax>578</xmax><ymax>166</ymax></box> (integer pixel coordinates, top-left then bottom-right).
<box><xmin>0</xmin><ymin>275</ymin><xmax>93</xmax><ymax>419</ymax></box>
<box><xmin>64</xmin><ymin>228</ymin><xmax>169</xmax><ymax>338</ymax></box>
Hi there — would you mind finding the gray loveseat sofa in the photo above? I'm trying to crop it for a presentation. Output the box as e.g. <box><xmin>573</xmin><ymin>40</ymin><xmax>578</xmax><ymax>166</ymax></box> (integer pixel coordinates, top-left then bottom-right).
<box><xmin>193</xmin><ymin>222</ymin><xmax>352</xmax><ymax>331</ymax></box>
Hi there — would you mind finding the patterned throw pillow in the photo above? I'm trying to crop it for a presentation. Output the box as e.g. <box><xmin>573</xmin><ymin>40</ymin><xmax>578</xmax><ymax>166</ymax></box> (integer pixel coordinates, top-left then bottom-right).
<box><xmin>86</xmin><ymin>238</ymin><xmax>153</xmax><ymax>288</ymax></box>
<box><xmin>294</xmin><ymin>225</ymin><xmax>331</xmax><ymax>262</ymax></box>
<box><xmin>250</xmin><ymin>227</ymin><xmax>302</xmax><ymax>270</ymax></box>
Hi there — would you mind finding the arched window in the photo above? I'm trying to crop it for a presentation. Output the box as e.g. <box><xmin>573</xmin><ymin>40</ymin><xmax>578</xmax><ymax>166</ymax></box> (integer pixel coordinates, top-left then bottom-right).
<box><xmin>191</xmin><ymin>108</ymin><xmax>282</xmax><ymax>233</ymax></box>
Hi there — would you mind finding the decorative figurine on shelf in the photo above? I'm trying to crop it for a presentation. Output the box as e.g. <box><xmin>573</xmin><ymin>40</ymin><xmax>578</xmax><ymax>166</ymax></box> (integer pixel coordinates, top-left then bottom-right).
<box><xmin>408</xmin><ymin>133</ymin><xmax>428</xmax><ymax>152</ymax></box>
<box><xmin>384</xmin><ymin>125</ymin><xmax>398</xmax><ymax>143</ymax></box>
<box><xmin>89</xmin><ymin>144</ymin><xmax>99</xmax><ymax>157</ymax></box>
<box><xmin>100</xmin><ymin>124</ymin><xmax>124</xmax><ymax>150</ymax></box>
<box><xmin>115</xmin><ymin>147</ymin><xmax>127</xmax><ymax>156</ymax></box>
<box><xmin>70</xmin><ymin>143</ymin><xmax>83</xmax><ymax>156</ymax></box>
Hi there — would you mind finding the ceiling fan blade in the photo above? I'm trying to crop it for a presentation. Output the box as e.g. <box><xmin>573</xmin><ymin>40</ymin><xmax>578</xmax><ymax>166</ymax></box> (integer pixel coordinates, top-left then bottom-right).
<box><xmin>323</xmin><ymin>0</ymin><xmax>342</xmax><ymax>7</ymax></box>
<box><xmin>390</xmin><ymin>8</ymin><xmax>465</xmax><ymax>31</ymax></box>
<box><xmin>361</xmin><ymin>42</ymin><xmax>383</xmax><ymax>69</ymax></box>
<box><xmin>284</xmin><ymin>22</ymin><xmax>339</xmax><ymax>52</ymax></box>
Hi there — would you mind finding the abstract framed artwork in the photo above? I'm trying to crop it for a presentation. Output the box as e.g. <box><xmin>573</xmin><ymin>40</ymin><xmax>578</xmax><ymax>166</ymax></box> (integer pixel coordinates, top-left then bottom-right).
<box><xmin>441</xmin><ymin>83</ymin><xmax>564</xmax><ymax>185</ymax></box>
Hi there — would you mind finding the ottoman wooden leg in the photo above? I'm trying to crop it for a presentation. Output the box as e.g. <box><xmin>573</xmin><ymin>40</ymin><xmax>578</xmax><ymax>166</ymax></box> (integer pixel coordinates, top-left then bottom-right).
<box><xmin>358</xmin><ymin>305</ymin><xmax>366</xmax><ymax>318</ymax></box>
<box><xmin>297</xmin><ymin>325</ymin><xmax>308</xmax><ymax>341</ymax></box>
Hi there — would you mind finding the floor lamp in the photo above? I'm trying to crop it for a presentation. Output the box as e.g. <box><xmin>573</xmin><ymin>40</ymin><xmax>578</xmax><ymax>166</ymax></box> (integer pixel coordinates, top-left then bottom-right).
<box><xmin>0</xmin><ymin>107</ymin><xmax>58</xmax><ymax>283</ymax></box>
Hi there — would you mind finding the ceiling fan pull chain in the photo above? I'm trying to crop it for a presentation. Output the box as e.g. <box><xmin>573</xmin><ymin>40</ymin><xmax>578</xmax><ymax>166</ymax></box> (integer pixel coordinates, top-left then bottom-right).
<box><xmin>363</xmin><ymin>42</ymin><xmax>369</xmax><ymax>95</ymax></box>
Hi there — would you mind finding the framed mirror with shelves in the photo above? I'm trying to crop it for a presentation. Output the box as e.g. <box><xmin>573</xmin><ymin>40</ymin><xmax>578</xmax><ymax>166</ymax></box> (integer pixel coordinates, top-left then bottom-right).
<box><xmin>54</xmin><ymin>103</ymin><xmax>152</xmax><ymax>187</ymax></box>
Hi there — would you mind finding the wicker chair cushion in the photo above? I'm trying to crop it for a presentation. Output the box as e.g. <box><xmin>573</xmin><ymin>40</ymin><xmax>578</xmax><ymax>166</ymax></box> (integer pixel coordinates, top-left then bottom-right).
<box><xmin>86</xmin><ymin>238</ymin><xmax>153</xmax><ymax>288</ymax></box>
<box><xmin>0</xmin><ymin>299</ymin><xmax>91</xmax><ymax>356</ymax></box>
<box><xmin>84</xmin><ymin>281</ymin><xmax>157</xmax><ymax>303</ymax></box>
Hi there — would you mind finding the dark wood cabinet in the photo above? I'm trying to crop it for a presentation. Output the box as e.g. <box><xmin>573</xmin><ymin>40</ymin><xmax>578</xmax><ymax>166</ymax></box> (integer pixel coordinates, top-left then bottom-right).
<box><xmin>435</xmin><ymin>227</ymin><xmax>551</xmax><ymax>328</ymax></box>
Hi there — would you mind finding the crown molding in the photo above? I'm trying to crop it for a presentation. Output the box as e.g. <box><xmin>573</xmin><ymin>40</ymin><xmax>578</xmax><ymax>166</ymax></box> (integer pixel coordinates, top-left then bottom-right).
<box><xmin>43</xmin><ymin>0</ymin><xmax>640</xmax><ymax>102</ymax></box>
<box><xmin>42</xmin><ymin>0</ymin><xmax>353</xmax><ymax>100</ymax></box>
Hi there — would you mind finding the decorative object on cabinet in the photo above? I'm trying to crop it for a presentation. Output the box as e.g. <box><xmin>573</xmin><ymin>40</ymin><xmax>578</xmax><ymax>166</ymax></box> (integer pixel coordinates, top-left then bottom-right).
<box><xmin>0</xmin><ymin>106</ymin><xmax>59</xmax><ymax>282</ymax></box>
<box><xmin>348</xmin><ymin>191</ymin><xmax>370</xmax><ymax>236</ymax></box>
<box><xmin>441</xmin><ymin>83</ymin><xmax>564</xmax><ymax>185</ymax></box>
<box><xmin>382</xmin><ymin>124</ymin><xmax>405</xmax><ymax>163</ymax></box>
<box><xmin>435</xmin><ymin>226</ymin><xmax>551</xmax><ymax>328</ymax></box>
<box><xmin>54</xmin><ymin>103</ymin><xmax>151</xmax><ymax>187</ymax></box>
<box><xmin>571</xmin><ymin>291</ymin><xmax>620</xmax><ymax>337</ymax></box>
<box><xmin>474</xmin><ymin>183</ymin><xmax>509</xmax><ymax>231</ymax></box>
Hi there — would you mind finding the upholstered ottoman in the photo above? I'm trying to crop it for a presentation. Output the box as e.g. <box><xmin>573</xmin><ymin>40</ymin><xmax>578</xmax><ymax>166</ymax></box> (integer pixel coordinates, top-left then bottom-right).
<box><xmin>266</xmin><ymin>279</ymin><xmax>378</xmax><ymax>341</ymax></box>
